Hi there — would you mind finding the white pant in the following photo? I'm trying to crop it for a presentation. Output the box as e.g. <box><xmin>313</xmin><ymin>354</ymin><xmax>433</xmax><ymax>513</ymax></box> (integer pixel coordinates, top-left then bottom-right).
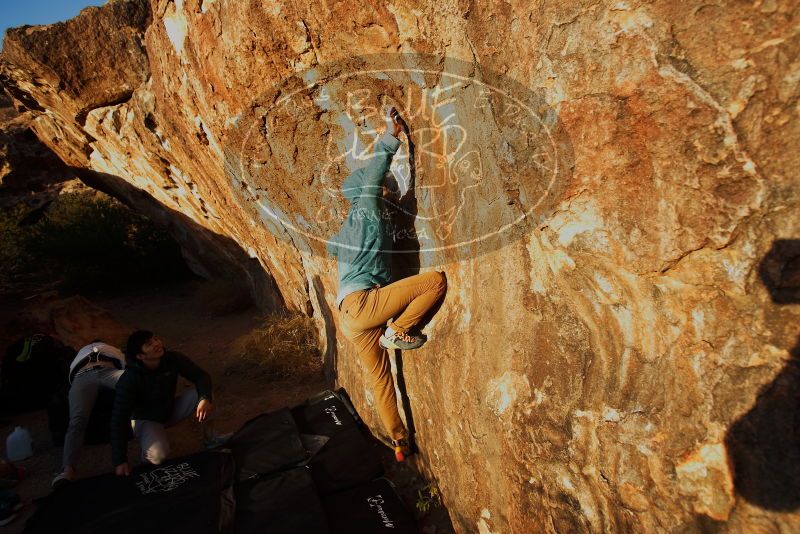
<box><xmin>132</xmin><ymin>388</ymin><xmax>199</xmax><ymax>465</ymax></box>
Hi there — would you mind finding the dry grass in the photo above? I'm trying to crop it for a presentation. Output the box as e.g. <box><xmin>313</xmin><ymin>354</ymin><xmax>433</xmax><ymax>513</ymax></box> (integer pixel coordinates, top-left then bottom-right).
<box><xmin>226</xmin><ymin>313</ymin><xmax>322</xmax><ymax>382</ymax></box>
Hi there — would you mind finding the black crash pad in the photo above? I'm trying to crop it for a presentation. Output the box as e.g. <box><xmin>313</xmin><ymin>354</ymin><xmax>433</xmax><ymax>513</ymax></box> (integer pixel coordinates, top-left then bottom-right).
<box><xmin>24</xmin><ymin>451</ymin><xmax>235</xmax><ymax>534</ymax></box>
<box><xmin>323</xmin><ymin>477</ymin><xmax>418</xmax><ymax>534</ymax></box>
<box><xmin>291</xmin><ymin>390</ymin><xmax>384</xmax><ymax>496</ymax></box>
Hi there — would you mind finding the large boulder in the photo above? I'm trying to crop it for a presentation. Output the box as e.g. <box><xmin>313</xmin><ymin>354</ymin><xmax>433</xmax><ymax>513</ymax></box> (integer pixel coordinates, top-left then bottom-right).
<box><xmin>1</xmin><ymin>0</ymin><xmax>799</xmax><ymax>531</ymax></box>
<box><xmin>0</xmin><ymin>83</ymin><xmax>79</xmax><ymax>206</ymax></box>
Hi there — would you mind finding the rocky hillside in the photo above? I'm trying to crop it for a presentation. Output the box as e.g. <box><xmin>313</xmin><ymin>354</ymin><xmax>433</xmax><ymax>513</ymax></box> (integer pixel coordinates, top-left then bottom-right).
<box><xmin>2</xmin><ymin>0</ymin><xmax>798</xmax><ymax>531</ymax></box>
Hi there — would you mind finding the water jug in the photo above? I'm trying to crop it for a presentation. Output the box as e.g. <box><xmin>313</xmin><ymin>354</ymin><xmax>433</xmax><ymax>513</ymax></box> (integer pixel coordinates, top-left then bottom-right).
<box><xmin>6</xmin><ymin>426</ymin><xmax>33</xmax><ymax>462</ymax></box>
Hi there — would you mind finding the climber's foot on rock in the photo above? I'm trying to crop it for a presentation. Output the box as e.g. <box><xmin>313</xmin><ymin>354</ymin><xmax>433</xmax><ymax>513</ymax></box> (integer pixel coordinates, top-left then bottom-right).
<box><xmin>380</xmin><ymin>328</ymin><xmax>426</xmax><ymax>351</ymax></box>
<box><xmin>391</xmin><ymin>438</ymin><xmax>412</xmax><ymax>462</ymax></box>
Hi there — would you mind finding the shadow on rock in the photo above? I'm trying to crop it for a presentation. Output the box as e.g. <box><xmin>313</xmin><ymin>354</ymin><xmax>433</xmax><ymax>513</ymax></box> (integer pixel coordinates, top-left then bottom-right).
<box><xmin>392</xmin><ymin>349</ymin><xmax>416</xmax><ymax>446</ymax></box>
<box><xmin>387</xmin><ymin>128</ymin><xmax>420</xmax><ymax>280</ymax></box>
<box><xmin>374</xmin><ymin>433</ymin><xmax>456</xmax><ymax>534</ymax></box>
<box><xmin>311</xmin><ymin>274</ymin><xmax>338</xmax><ymax>385</ymax></box>
<box><xmin>70</xmin><ymin>166</ymin><xmax>285</xmax><ymax>313</ymax></box>
<box><xmin>725</xmin><ymin>240</ymin><xmax>800</xmax><ymax>510</ymax></box>
<box><xmin>758</xmin><ymin>238</ymin><xmax>800</xmax><ymax>304</ymax></box>
<box><xmin>725</xmin><ymin>334</ymin><xmax>800</xmax><ymax>510</ymax></box>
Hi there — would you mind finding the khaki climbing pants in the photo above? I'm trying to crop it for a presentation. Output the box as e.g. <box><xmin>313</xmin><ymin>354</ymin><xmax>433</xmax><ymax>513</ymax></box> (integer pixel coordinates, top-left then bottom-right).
<box><xmin>339</xmin><ymin>271</ymin><xmax>447</xmax><ymax>441</ymax></box>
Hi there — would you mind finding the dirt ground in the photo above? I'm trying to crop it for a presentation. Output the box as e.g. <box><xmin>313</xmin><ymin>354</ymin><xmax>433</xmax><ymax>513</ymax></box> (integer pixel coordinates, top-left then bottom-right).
<box><xmin>0</xmin><ymin>279</ymin><xmax>453</xmax><ymax>533</ymax></box>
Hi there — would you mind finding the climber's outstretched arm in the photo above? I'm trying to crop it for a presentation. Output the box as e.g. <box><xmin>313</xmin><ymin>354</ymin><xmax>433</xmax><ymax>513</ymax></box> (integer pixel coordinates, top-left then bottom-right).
<box><xmin>341</xmin><ymin>108</ymin><xmax>405</xmax><ymax>200</ymax></box>
<box><xmin>341</xmin><ymin>133</ymin><xmax>400</xmax><ymax>200</ymax></box>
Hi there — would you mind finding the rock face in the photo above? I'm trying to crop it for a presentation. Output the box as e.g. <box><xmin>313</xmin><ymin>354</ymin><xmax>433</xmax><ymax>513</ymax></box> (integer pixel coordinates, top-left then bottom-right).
<box><xmin>2</xmin><ymin>0</ymin><xmax>799</xmax><ymax>531</ymax></box>
<box><xmin>0</xmin><ymin>88</ymin><xmax>79</xmax><ymax>207</ymax></box>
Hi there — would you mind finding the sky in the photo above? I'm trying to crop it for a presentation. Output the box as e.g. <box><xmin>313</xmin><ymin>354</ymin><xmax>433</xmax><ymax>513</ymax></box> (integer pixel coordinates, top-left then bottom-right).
<box><xmin>1</xmin><ymin>1</ymin><xmax>106</xmax><ymax>49</ymax></box>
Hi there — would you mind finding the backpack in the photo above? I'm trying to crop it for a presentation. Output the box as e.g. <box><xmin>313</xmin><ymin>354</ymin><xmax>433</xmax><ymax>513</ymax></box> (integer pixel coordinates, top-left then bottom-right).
<box><xmin>0</xmin><ymin>334</ymin><xmax>73</xmax><ymax>415</ymax></box>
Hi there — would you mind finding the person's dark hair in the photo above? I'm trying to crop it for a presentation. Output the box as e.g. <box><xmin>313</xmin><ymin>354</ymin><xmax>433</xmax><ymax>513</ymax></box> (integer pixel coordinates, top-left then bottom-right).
<box><xmin>125</xmin><ymin>330</ymin><xmax>154</xmax><ymax>359</ymax></box>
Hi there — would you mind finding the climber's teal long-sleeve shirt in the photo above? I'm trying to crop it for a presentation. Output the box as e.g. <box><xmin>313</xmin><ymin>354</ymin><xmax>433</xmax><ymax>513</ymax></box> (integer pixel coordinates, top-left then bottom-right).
<box><xmin>327</xmin><ymin>132</ymin><xmax>400</xmax><ymax>308</ymax></box>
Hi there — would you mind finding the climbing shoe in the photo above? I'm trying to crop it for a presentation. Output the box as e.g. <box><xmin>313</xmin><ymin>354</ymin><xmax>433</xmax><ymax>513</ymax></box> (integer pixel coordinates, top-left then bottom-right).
<box><xmin>391</xmin><ymin>438</ymin><xmax>412</xmax><ymax>462</ymax></box>
<box><xmin>379</xmin><ymin>329</ymin><xmax>427</xmax><ymax>351</ymax></box>
<box><xmin>51</xmin><ymin>470</ymin><xmax>73</xmax><ymax>489</ymax></box>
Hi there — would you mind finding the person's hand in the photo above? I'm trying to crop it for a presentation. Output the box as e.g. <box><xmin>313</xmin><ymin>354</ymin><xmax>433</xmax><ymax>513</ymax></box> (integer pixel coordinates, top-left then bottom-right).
<box><xmin>387</xmin><ymin>107</ymin><xmax>406</xmax><ymax>137</ymax></box>
<box><xmin>196</xmin><ymin>399</ymin><xmax>214</xmax><ymax>423</ymax></box>
<box><xmin>115</xmin><ymin>463</ymin><xmax>130</xmax><ymax>476</ymax></box>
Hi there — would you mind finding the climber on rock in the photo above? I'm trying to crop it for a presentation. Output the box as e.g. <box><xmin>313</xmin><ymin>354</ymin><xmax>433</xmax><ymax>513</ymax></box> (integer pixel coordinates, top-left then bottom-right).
<box><xmin>326</xmin><ymin>107</ymin><xmax>447</xmax><ymax>461</ymax></box>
